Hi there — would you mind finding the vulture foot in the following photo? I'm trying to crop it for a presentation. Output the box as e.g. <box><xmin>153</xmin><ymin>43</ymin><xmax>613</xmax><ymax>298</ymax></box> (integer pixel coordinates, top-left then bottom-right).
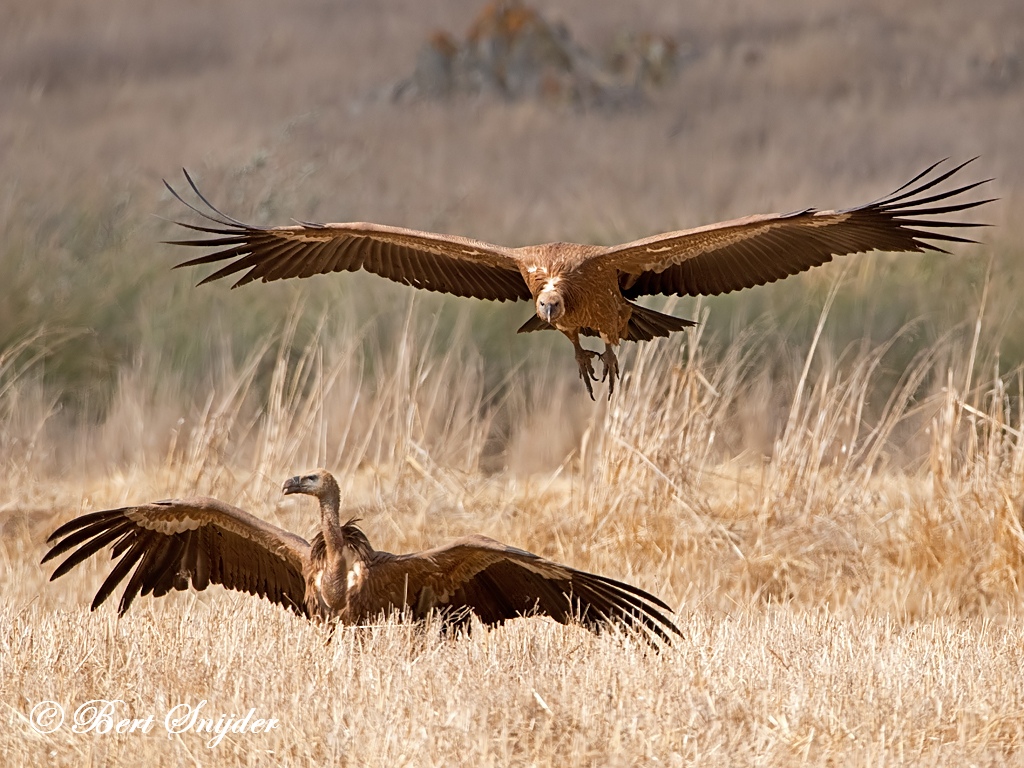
<box><xmin>598</xmin><ymin>347</ymin><xmax>620</xmax><ymax>399</ymax></box>
<box><xmin>574</xmin><ymin>345</ymin><xmax>600</xmax><ymax>400</ymax></box>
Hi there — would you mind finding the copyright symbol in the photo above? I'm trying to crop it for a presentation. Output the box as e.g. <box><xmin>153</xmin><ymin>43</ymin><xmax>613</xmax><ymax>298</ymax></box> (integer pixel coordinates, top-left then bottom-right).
<box><xmin>30</xmin><ymin>701</ymin><xmax>64</xmax><ymax>734</ymax></box>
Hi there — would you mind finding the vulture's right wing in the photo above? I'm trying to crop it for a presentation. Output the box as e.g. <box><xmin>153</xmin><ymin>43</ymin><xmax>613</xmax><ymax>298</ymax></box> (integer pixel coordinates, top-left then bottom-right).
<box><xmin>358</xmin><ymin>535</ymin><xmax>681</xmax><ymax>644</ymax></box>
<box><xmin>165</xmin><ymin>170</ymin><xmax>532</xmax><ymax>302</ymax></box>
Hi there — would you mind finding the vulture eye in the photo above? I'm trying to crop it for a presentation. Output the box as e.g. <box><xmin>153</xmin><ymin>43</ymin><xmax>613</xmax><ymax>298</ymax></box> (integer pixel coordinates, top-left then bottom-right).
<box><xmin>304</xmin><ymin>474</ymin><xmax>317</xmax><ymax>483</ymax></box>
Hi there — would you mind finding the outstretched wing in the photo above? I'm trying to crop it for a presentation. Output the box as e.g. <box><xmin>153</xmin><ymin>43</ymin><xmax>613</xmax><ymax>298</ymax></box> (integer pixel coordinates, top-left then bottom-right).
<box><xmin>164</xmin><ymin>170</ymin><xmax>532</xmax><ymax>302</ymax></box>
<box><xmin>356</xmin><ymin>535</ymin><xmax>681</xmax><ymax>644</ymax></box>
<box><xmin>600</xmin><ymin>158</ymin><xmax>994</xmax><ymax>298</ymax></box>
<box><xmin>42</xmin><ymin>497</ymin><xmax>312</xmax><ymax>617</ymax></box>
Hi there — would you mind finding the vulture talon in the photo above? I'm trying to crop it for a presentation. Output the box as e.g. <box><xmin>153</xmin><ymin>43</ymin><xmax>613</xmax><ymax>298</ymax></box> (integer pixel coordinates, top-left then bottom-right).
<box><xmin>599</xmin><ymin>347</ymin><xmax>620</xmax><ymax>399</ymax></box>
<box><xmin>43</xmin><ymin>469</ymin><xmax>682</xmax><ymax>645</ymax></box>
<box><xmin>573</xmin><ymin>346</ymin><xmax>599</xmax><ymax>399</ymax></box>
<box><xmin>580</xmin><ymin>370</ymin><xmax>596</xmax><ymax>400</ymax></box>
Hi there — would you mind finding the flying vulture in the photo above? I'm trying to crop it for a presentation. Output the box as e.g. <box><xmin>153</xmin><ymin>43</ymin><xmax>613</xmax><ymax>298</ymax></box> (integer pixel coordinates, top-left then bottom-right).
<box><xmin>165</xmin><ymin>159</ymin><xmax>992</xmax><ymax>398</ymax></box>
<box><xmin>42</xmin><ymin>470</ymin><xmax>681</xmax><ymax>643</ymax></box>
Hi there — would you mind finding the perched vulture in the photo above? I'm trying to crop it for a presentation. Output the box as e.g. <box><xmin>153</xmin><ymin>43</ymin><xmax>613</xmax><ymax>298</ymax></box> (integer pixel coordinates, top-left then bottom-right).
<box><xmin>42</xmin><ymin>470</ymin><xmax>680</xmax><ymax>643</ymax></box>
<box><xmin>166</xmin><ymin>158</ymin><xmax>992</xmax><ymax>398</ymax></box>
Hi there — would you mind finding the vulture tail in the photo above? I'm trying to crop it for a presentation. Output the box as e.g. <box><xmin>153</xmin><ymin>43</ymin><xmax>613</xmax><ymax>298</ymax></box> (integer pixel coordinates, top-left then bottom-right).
<box><xmin>516</xmin><ymin>314</ymin><xmax>552</xmax><ymax>334</ymax></box>
<box><xmin>622</xmin><ymin>303</ymin><xmax>697</xmax><ymax>341</ymax></box>
<box><xmin>516</xmin><ymin>304</ymin><xmax>697</xmax><ymax>342</ymax></box>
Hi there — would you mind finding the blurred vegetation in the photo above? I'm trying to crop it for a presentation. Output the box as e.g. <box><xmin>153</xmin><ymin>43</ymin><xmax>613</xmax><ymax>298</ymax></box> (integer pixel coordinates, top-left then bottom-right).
<box><xmin>1</xmin><ymin>181</ymin><xmax>1017</xmax><ymax>427</ymax></box>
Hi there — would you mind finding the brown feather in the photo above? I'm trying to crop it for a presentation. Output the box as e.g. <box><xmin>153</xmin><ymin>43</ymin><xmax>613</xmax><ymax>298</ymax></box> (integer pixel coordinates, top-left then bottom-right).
<box><xmin>340</xmin><ymin>533</ymin><xmax>681</xmax><ymax>644</ymax></box>
<box><xmin>605</xmin><ymin>158</ymin><xmax>993</xmax><ymax>298</ymax></box>
<box><xmin>164</xmin><ymin>171</ymin><xmax>530</xmax><ymax>301</ymax></box>
<box><xmin>43</xmin><ymin>497</ymin><xmax>312</xmax><ymax>617</ymax></box>
<box><xmin>518</xmin><ymin>302</ymin><xmax>696</xmax><ymax>341</ymax></box>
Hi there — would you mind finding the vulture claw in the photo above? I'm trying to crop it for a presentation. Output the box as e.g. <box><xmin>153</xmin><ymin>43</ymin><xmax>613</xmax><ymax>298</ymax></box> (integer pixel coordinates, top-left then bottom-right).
<box><xmin>598</xmin><ymin>348</ymin><xmax>620</xmax><ymax>399</ymax></box>
<box><xmin>574</xmin><ymin>346</ymin><xmax>600</xmax><ymax>400</ymax></box>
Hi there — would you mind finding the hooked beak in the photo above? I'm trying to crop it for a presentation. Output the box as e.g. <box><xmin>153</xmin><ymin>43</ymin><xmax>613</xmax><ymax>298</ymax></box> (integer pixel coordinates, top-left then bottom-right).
<box><xmin>541</xmin><ymin>304</ymin><xmax>555</xmax><ymax>323</ymax></box>
<box><xmin>282</xmin><ymin>476</ymin><xmax>304</xmax><ymax>495</ymax></box>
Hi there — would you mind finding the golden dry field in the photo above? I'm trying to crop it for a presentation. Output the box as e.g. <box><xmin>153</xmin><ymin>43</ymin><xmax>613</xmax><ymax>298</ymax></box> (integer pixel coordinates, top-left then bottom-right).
<box><xmin>3</xmin><ymin>1</ymin><xmax>1024</xmax><ymax>765</ymax></box>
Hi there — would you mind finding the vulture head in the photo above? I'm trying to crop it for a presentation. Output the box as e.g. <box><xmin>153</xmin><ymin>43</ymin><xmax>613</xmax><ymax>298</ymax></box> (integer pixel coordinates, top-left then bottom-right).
<box><xmin>535</xmin><ymin>279</ymin><xmax>566</xmax><ymax>324</ymax></box>
<box><xmin>283</xmin><ymin>469</ymin><xmax>339</xmax><ymax>501</ymax></box>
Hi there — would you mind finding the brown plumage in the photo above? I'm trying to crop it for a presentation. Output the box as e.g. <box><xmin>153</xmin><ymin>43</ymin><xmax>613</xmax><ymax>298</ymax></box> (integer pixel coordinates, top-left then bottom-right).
<box><xmin>42</xmin><ymin>470</ymin><xmax>680</xmax><ymax>643</ymax></box>
<box><xmin>166</xmin><ymin>158</ymin><xmax>993</xmax><ymax>398</ymax></box>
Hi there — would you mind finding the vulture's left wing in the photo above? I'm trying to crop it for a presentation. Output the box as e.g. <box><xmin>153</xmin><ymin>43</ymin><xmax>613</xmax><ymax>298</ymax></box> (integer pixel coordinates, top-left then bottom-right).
<box><xmin>599</xmin><ymin>158</ymin><xmax>993</xmax><ymax>299</ymax></box>
<box><xmin>43</xmin><ymin>497</ymin><xmax>312</xmax><ymax>616</ymax></box>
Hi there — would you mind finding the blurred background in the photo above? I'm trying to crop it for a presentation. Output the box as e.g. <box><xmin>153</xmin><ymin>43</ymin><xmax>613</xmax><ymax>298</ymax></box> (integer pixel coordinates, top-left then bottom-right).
<box><xmin>1</xmin><ymin>0</ymin><xmax>1022</xmax><ymax>477</ymax></box>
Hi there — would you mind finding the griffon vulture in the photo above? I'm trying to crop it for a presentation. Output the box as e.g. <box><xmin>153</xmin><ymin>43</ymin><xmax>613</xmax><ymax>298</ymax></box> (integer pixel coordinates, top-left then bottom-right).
<box><xmin>42</xmin><ymin>470</ymin><xmax>680</xmax><ymax>643</ymax></box>
<box><xmin>165</xmin><ymin>159</ymin><xmax>992</xmax><ymax>398</ymax></box>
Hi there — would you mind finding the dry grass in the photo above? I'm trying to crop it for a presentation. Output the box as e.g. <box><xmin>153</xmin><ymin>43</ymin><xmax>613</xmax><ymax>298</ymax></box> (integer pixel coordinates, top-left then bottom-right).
<box><xmin>5</xmin><ymin>605</ymin><xmax>1024</xmax><ymax>766</ymax></box>
<box><xmin>4</xmin><ymin>1</ymin><xmax>1024</xmax><ymax>765</ymax></box>
<box><xmin>4</xmin><ymin>295</ymin><xmax>1024</xmax><ymax>765</ymax></box>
